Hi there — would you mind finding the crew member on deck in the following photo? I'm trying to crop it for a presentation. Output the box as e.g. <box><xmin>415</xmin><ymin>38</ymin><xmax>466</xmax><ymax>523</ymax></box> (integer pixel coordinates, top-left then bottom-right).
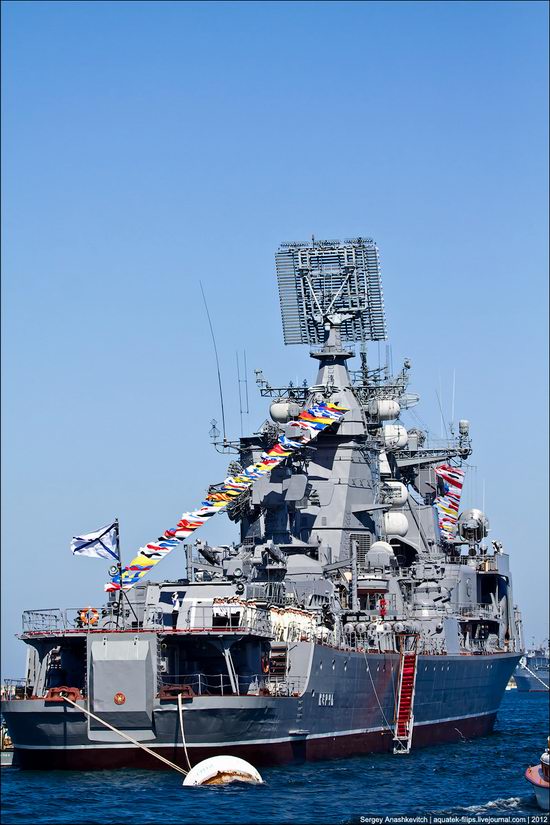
<box><xmin>171</xmin><ymin>592</ymin><xmax>180</xmax><ymax>631</ymax></box>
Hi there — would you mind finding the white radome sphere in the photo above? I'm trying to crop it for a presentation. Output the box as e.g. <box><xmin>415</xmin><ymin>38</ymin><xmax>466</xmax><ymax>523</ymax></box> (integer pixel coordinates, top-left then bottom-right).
<box><xmin>383</xmin><ymin>512</ymin><xmax>409</xmax><ymax>537</ymax></box>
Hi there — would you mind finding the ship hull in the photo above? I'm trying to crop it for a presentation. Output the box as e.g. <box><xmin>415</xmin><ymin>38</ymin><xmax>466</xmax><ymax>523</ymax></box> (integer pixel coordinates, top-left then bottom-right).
<box><xmin>11</xmin><ymin>712</ymin><xmax>497</xmax><ymax>770</ymax></box>
<box><xmin>2</xmin><ymin>647</ymin><xmax>520</xmax><ymax>770</ymax></box>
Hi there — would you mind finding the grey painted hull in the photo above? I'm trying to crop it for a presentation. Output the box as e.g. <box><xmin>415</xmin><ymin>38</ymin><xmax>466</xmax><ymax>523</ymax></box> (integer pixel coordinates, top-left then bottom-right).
<box><xmin>2</xmin><ymin>647</ymin><xmax>520</xmax><ymax>770</ymax></box>
<box><xmin>515</xmin><ymin>667</ymin><xmax>549</xmax><ymax>692</ymax></box>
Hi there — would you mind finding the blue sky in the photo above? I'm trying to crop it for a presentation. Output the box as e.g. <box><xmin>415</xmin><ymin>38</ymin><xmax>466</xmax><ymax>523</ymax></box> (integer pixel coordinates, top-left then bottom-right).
<box><xmin>2</xmin><ymin>0</ymin><xmax>548</xmax><ymax>675</ymax></box>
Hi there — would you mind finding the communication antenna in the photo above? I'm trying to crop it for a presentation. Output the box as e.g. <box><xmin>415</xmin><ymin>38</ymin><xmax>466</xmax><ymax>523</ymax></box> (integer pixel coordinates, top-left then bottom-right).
<box><xmin>199</xmin><ymin>281</ymin><xmax>227</xmax><ymax>443</ymax></box>
<box><xmin>450</xmin><ymin>368</ymin><xmax>456</xmax><ymax>435</ymax></box>
<box><xmin>436</xmin><ymin>379</ymin><xmax>448</xmax><ymax>440</ymax></box>
<box><xmin>236</xmin><ymin>350</ymin><xmax>250</xmax><ymax>436</ymax></box>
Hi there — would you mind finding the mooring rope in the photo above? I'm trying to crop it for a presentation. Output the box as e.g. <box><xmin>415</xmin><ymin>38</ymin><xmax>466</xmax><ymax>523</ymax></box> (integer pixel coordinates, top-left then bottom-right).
<box><xmin>177</xmin><ymin>693</ymin><xmax>193</xmax><ymax>772</ymax></box>
<box><xmin>520</xmin><ymin>664</ymin><xmax>549</xmax><ymax>690</ymax></box>
<box><xmin>62</xmin><ymin>696</ymin><xmax>188</xmax><ymax>776</ymax></box>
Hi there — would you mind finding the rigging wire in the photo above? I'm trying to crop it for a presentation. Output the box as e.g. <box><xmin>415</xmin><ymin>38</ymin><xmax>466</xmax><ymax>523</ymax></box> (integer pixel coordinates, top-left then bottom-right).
<box><xmin>199</xmin><ymin>281</ymin><xmax>227</xmax><ymax>443</ymax></box>
<box><xmin>361</xmin><ymin>649</ymin><xmax>395</xmax><ymax>734</ymax></box>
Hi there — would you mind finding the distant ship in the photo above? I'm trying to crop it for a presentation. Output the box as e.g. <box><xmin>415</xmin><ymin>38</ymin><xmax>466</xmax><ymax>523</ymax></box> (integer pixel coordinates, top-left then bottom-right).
<box><xmin>2</xmin><ymin>238</ymin><xmax>523</xmax><ymax>769</ymax></box>
<box><xmin>0</xmin><ymin>691</ymin><xmax>14</xmax><ymax>768</ymax></box>
<box><xmin>515</xmin><ymin>642</ymin><xmax>549</xmax><ymax>692</ymax></box>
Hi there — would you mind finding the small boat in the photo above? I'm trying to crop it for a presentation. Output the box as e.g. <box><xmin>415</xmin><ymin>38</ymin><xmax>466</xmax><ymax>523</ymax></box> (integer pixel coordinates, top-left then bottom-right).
<box><xmin>525</xmin><ymin>736</ymin><xmax>550</xmax><ymax>811</ymax></box>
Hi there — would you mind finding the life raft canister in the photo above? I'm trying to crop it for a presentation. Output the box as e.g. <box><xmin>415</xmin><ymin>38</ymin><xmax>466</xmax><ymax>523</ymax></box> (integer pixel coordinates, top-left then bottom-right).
<box><xmin>80</xmin><ymin>607</ymin><xmax>99</xmax><ymax>626</ymax></box>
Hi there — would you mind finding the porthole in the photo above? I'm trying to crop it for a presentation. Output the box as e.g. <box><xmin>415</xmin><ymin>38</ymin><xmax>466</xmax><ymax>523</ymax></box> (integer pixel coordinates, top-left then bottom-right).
<box><xmin>332</xmin><ymin>660</ymin><xmax>336</xmax><ymax>671</ymax></box>
<box><xmin>319</xmin><ymin>661</ymin><xmax>323</xmax><ymax>670</ymax></box>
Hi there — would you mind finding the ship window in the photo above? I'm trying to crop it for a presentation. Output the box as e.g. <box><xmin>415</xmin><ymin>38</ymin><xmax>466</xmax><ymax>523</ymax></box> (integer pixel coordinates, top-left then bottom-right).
<box><xmin>362</xmin><ymin>592</ymin><xmax>387</xmax><ymax>611</ymax></box>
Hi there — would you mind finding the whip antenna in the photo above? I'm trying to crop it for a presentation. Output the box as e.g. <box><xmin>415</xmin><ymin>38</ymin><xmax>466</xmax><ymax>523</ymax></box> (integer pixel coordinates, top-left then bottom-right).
<box><xmin>199</xmin><ymin>281</ymin><xmax>227</xmax><ymax>443</ymax></box>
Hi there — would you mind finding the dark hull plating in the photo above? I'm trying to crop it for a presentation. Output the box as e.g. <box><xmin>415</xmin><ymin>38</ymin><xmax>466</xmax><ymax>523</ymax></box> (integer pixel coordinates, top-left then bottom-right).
<box><xmin>3</xmin><ymin>647</ymin><xmax>520</xmax><ymax>770</ymax></box>
<box><xmin>12</xmin><ymin>712</ymin><xmax>497</xmax><ymax>770</ymax></box>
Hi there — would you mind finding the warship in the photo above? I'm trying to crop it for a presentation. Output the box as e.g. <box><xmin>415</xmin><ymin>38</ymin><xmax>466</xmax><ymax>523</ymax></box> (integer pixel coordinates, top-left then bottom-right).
<box><xmin>515</xmin><ymin>642</ymin><xmax>549</xmax><ymax>692</ymax></box>
<box><xmin>2</xmin><ymin>238</ymin><xmax>523</xmax><ymax>770</ymax></box>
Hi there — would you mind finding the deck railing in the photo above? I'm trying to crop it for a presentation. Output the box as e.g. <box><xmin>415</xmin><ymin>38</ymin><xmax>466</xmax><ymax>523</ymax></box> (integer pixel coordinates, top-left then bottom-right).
<box><xmin>177</xmin><ymin>604</ymin><xmax>273</xmax><ymax>637</ymax></box>
<box><xmin>158</xmin><ymin>672</ymin><xmax>305</xmax><ymax>697</ymax></box>
<box><xmin>0</xmin><ymin>679</ymin><xmax>27</xmax><ymax>700</ymax></box>
<box><xmin>21</xmin><ymin>604</ymin><xmax>274</xmax><ymax>637</ymax></box>
<box><xmin>21</xmin><ymin>606</ymin><xmax>163</xmax><ymax>634</ymax></box>
<box><xmin>455</xmin><ymin>604</ymin><xmax>499</xmax><ymax>620</ymax></box>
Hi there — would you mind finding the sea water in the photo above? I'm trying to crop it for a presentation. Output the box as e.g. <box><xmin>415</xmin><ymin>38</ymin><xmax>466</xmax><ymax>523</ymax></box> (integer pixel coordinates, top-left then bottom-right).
<box><xmin>2</xmin><ymin>691</ymin><xmax>548</xmax><ymax>824</ymax></box>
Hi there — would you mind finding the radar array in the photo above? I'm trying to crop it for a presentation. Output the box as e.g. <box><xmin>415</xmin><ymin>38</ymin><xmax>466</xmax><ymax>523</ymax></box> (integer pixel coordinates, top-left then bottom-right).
<box><xmin>275</xmin><ymin>238</ymin><xmax>387</xmax><ymax>346</ymax></box>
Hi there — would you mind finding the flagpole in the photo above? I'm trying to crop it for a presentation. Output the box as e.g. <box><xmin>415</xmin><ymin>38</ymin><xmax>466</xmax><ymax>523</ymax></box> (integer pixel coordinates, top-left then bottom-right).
<box><xmin>114</xmin><ymin>519</ymin><xmax>140</xmax><ymax>627</ymax></box>
<box><xmin>115</xmin><ymin>518</ymin><xmax>123</xmax><ymax>629</ymax></box>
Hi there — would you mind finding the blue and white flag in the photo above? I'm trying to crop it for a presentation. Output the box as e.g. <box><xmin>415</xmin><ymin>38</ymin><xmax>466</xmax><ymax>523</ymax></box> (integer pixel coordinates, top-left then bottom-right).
<box><xmin>71</xmin><ymin>522</ymin><xmax>119</xmax><ymax>561</ymax></box>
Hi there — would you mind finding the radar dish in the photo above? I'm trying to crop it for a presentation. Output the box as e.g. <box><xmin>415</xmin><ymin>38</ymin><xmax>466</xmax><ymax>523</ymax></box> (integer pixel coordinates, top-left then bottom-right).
<box><xmin>275</xmin><ymin>238</ymin><xmax>387</xmax><ymax>346</ymax></box>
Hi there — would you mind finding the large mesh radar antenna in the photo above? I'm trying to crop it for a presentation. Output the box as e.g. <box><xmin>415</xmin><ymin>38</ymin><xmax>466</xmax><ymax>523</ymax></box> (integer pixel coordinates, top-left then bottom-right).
<box><xmin>276</xmin><ymin>238</ymin><xmax>387</xmax><ymax>346</ymax></box>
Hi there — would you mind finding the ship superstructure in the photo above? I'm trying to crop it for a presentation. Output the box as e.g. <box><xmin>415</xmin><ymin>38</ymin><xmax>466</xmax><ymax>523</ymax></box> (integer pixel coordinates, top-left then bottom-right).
<box><xmin>2</xmin><ymin>238</ymin><xmax>523</xmax><ymax>769</ymax></box>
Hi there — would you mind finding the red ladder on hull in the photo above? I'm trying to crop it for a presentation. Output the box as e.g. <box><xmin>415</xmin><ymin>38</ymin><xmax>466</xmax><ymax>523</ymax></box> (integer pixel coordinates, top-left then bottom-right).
<box><xmin>393</xmin><ymin>636</ymin><xmax>419</xmax><ymax>754</ymax></box>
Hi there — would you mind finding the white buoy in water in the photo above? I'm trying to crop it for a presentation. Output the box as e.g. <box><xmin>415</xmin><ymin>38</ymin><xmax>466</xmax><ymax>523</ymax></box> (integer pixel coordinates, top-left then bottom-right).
<box><xmin>183</xmin><ymin>755</ymin><xmax>263</xmax><ymax>786</ymax></box>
